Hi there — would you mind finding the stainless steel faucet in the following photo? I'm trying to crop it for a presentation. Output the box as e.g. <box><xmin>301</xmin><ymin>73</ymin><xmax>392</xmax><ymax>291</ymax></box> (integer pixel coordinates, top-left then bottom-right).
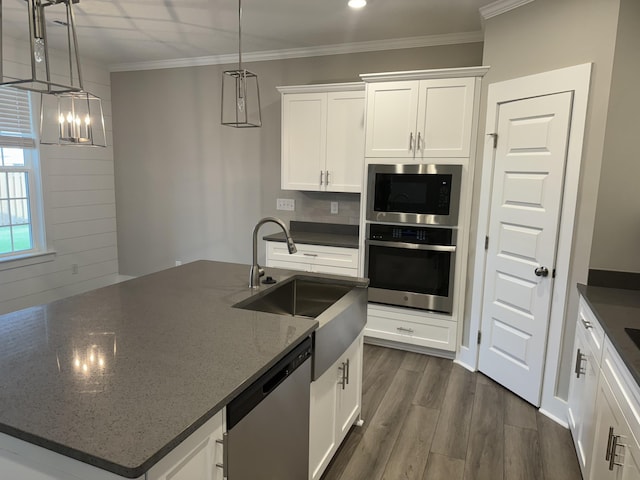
<box><xmin>250</xmin><ymin>217</ymin><xmax>297</xmax><ymax>288</ymax></box>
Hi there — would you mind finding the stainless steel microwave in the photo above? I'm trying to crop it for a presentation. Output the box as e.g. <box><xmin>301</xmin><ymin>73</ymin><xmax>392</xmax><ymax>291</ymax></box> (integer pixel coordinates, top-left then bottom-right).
<box><xmin>366</xmin><ymin>164</ymin><xmax>462</xmax><ymax>226</ymax></box>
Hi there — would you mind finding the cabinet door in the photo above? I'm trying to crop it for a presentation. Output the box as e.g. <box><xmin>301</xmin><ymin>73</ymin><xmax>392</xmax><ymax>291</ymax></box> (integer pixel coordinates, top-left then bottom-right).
<box><xmin>568</xmin><ymin>321</ymin><xmax>599</xmax><ymax>478</ymax></box>
<box><xmin>309</xmin><ymin>361</ymin><xmax>339</xmax><ymax>480</ymax></box>
<box><xmin>590</xmin><ymin>376</ymin><xmax>625</xmax><ymax>480</ymax></box>
<box><xmin>147</xmin><ymin>410</ymin><xmax>225</xmax><ymax>480</ymax></box>
<box><xmin>282</xmin><ymin>93</ymin><xmax>326</xmax><ymax>190</ymax></box>
<box><xmin>325</xmin><ymin>91</ymin><xmax>365</xmax><ymax>192</ymax></box>
<box><xmin>364</xmin><ymin>81</ymin><xmax>419</xmax><ymax>158</ymax></box>
<box><xmin>336</xmin><ymin>335</ymin><xmax>363</xmax><ymax>438</ymax></box>
<box><xmin>416</xmin><ymin>78</ymin><xmax>475</xmax><ymax>157</ymax></box>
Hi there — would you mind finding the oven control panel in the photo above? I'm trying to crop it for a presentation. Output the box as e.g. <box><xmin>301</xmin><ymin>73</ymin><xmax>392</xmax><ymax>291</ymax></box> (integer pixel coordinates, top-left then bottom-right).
<box><xmin>368</xmin><ymin>223</ymin><xmax>454</xmax><ymax>245</ymax></box>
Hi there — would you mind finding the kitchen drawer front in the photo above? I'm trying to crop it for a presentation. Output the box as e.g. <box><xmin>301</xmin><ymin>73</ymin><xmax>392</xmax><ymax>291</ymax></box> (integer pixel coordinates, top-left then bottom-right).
<box><xmin>365</xmin><ymin>304</ymin><xmax>456</xmax><ymax>351</ymax></box>
<box><xmin>602</xmin><ymin>338</ymin><xmax>640</xmax><ymax>447</ymax></box>
<box><xmin>266</xmin><ymin>242</ymin><xmax>359</xmax><ymax>270</ymax></box>
<box><xmin>579</xmin><ymin>297</ymin><xmax>605</xmax><ymax>363</ymax></box>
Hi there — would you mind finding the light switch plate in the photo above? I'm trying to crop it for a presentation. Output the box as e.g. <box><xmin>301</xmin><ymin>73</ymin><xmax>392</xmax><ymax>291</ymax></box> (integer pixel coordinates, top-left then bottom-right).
<box><xmin>330</xmin><ymin>201</ymin><xmax>339</xmax><ymax>214</ymax></box>
<box><xmin>277</xmin><ymin>198</ymin><xmax>295</xmax><ymax>211</ymax></box>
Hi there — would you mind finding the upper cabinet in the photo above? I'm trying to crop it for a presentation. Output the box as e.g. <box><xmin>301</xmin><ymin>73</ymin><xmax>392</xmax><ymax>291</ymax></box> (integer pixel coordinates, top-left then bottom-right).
<box><xmin>279</xmin><ymin>83</ymin><xmax>365</xmax><ymax>193</ymax></box>
<box><xmin>362</xmin><ymin>68</ymin><xmax>486</xmax><ymax>159</ymax></box>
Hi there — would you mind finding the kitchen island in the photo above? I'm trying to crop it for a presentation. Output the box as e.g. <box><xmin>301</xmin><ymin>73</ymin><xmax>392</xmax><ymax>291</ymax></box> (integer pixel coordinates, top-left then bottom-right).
<box><xmin>0</xmin><ymin>260</ymin><xmax>366</xmax><ymax>479</ymax></box>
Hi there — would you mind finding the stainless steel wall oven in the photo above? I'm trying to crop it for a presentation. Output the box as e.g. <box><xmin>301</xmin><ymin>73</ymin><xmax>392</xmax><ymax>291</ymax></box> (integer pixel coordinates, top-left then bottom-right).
<box><xmin>365</xmin><ymin>224</ymin><xmax>456</xmax><ymax>314</ymax></box>
<box><xmin>366</xmin><ymin>163</ymin><xmax>462</xmax><ymax>226</ymax></box>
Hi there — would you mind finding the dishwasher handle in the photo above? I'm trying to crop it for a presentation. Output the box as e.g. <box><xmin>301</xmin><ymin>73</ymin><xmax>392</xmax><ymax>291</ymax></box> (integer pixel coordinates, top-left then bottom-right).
<box><xmin>227</xmin><ymin>336</ymin><xmax>312</xmax><ymax>430</ymax></box>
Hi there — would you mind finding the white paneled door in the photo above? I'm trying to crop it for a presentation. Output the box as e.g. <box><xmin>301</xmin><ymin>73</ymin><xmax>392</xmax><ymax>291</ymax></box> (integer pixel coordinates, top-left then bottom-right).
<box><xmin>478</xmin><ymin>92</ymin><xmax>573</xmax><ymax>406</ymax></box>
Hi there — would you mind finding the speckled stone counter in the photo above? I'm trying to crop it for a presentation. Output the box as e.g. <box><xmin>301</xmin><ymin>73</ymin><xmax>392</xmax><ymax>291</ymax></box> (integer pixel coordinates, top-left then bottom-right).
<box><xmin>0</xmin><ymin>261</ymin><xmax>321</xmax><ymax>478</ymax></box>
<box><xmin>264</xmin><ymin>221</ymin><xmax>359</xmax><ymax>249</ymax></box>
<box><xmin>578</xmin><ymin>284</ymin><xmax>640</xmax><ymax>385</ymax></box>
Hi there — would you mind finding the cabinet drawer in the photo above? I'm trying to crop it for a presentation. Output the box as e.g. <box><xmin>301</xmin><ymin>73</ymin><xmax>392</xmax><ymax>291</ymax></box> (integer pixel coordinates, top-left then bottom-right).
<box><xmin>602</xmin><ymin>338</ymin><xmax>640</xmax><ymax>446</ymax></box>
<box><xmin>579</xmin><ymin>297</ymin><xmax>605</xmax><ymax>362</ymax></box>
<box><xmin>365</xmin><ymin>305</ymin><xmax>456</xmax><ymax>351</ymax></box>
<box><xmin>266</xmin><ymin>242</ymin><xmax>359</xmax><ymax>270</ymax></box>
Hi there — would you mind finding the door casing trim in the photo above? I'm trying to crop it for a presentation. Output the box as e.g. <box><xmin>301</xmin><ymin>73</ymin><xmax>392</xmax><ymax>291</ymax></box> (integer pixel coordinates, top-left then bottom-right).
<box><xmin>460</xmin><ymin>63</ymin><xmax>592</xmax><ymax>423</ymax></box>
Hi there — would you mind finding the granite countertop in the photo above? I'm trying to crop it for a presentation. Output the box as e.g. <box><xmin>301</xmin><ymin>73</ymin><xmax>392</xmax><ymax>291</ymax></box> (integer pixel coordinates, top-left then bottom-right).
<box><xmin>578</xmin><ymin>284</ymin><xmax>640</xmax><ymax>385</ymax></box>
<box><xmin>0</xmin><ymin>260</ymin><xmax>321</xmax><ymax>478</ymax></box>
<box><xmin>263</xmin><ymin>221</ymin><xmax>359</xmax><ymax>249</ymax></box>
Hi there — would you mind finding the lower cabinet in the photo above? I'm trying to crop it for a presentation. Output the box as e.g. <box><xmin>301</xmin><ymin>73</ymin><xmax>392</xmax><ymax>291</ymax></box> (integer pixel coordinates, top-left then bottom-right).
<box><xmin>266</xmin><ymin>241</ymin><xmax>359</xmax><ymax>278</ymax></box>
<box><xmin>365</xmin><ymin>303</ymin><xmax>456</xmax><ymax>352</ymax></box>
<box><xmin>590</xmin><ymin>352</ymin><xmax>640</xmax><ymax>479</ymax></box>
<box><xmin>569</xmin><ymin>295</ymin><xmax>640</xmax><ymax>480</ymax></box>
<box><xmin>147</xmin><ymin>409</ymin><xmax>226</xmax><ymax>480</ymax></box>
<box><xmin>309</xmin><ymin>334</ymin><xmax>363</xmax><ymax>480</ymax></box>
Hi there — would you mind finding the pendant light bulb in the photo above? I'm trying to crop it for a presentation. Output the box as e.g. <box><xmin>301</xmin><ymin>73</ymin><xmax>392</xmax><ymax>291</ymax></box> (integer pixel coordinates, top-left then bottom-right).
<box><xmin>34</xmin><ymin>38</ymin><xmax>45</xmax><ymax>63</ymax></box>
<box><xmin>348</xmin><ymin>0</ymin><xmax>367</xmax><ymax>9</ymax></box>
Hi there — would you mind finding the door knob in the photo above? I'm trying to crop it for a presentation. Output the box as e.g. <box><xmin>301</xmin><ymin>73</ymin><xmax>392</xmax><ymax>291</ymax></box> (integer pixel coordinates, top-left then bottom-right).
<box><xmin>535</xmin><ymin>266</ymin><xmax>549</xmax><ymax>277</ymax></box>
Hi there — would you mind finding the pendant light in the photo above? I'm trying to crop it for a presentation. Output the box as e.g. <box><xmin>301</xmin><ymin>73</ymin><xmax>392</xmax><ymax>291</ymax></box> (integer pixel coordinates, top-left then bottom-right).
<box><xmin>0</xmin><ymin>0</ymin><xmax>106</xmax><ymax>146</ymax></box>
<box><xmin>221</xmin><ymin>0</ymin><xmax>262</xmax><ymax>128</ymax></box>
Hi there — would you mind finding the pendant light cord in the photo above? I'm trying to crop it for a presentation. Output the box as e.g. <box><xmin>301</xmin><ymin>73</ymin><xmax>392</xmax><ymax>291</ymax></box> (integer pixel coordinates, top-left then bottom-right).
<box><xmin>238</xmin><ymin>0</ymin><xmax>242</xmax><ymax>72</ymax></box>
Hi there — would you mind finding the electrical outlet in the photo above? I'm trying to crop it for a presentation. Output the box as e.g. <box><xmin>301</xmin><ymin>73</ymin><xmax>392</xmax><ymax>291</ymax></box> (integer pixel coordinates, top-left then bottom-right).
<box><xmin>71</xmin><ymin>263</ymin><xmax>79</xmax><ymax>274</ymax></box>
<box><xmin>175</xmin><ymin>260</ymin><xmax>182</xmax><ymax>266</ymax></box>
<box><xmin>330</xmin><ymin>201</ymin><xmax>339</xmax><ymax>214</ymax></box>
<box><xmin>276</xmin><ymin>198</ymin><xmax>295</xmax><ymax>211</ymax></box>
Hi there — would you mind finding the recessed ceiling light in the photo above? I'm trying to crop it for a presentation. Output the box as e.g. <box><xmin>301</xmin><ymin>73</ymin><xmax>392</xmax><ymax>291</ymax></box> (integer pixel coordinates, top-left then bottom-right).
<box><xmin>348</xmin><ymin>0</ymin><xmax>367</xmax><ymax>9</ymax></box>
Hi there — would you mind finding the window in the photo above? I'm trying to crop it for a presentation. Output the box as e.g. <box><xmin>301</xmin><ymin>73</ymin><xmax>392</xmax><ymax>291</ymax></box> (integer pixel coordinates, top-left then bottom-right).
<box><xmin>0</xmin><ymin>86</ymin><xmax>44</xmax><ymax>260</ymax></box>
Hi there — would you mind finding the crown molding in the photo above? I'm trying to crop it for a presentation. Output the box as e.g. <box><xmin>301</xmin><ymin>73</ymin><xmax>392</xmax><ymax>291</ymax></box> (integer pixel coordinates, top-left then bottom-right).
<box><xmin>360</xmin><ymin>66</ymin><xmax>490</xmax><ymax>82</ymax></box>
<box><xmin>480</xmin><ymin>0</ymin><xmax>535</xmax><ymax>20</ymax></box>
<box><xmin>109</xmin><ymin>31</ymin><xmax>484</xmax><ymax>73</ymax></box>
<box><xmin>276</xmin><ymin>82</ymin><xmax>365</xmax><ymax>94</ymax></box>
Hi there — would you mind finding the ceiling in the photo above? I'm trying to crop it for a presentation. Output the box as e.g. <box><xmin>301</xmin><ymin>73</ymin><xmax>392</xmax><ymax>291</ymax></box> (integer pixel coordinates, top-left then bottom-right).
<box><xmin>2</xmin><ymin>0</ymin><xmax>495</xmax><ymax>69</ymax></box>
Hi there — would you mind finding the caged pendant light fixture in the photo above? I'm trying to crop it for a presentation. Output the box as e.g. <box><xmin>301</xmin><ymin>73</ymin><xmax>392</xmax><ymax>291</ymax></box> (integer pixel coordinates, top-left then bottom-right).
<box><xmin>221</xmin><ymin>0</ymin><xmax>262</xmax><ymax>128</ymax></box>
<box><xmin>0</xmin><ymin>0</ymin><xmax>106</xmax><ymax>146</ymax></box>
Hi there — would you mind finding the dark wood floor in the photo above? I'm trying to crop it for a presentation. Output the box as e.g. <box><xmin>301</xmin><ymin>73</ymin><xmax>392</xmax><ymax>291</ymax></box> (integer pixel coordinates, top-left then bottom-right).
<box><xmin>321</xmin><ymin>344</ymin><xmax>583</xmax><ymax>480</ymax></box>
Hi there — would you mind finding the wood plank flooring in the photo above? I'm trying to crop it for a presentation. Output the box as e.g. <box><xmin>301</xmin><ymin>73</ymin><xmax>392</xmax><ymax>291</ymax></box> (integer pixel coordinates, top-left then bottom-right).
<box><xmin>321</xmin><ymin>344</ymin><xmax>582</xmax><ymax>480</ymax></box>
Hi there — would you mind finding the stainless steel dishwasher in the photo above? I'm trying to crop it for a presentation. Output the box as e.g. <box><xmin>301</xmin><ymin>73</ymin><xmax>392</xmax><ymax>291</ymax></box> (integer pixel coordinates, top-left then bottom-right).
<box><xmin>226</xmin><ymin>336</ymin><xmax>312</xmax><ymax>479</ymax></box>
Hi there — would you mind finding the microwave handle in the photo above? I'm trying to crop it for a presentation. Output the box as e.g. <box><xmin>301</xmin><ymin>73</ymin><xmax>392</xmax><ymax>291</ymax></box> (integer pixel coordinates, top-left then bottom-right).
<box><xmin>367</xmin><ymin>240</ymin><xmax>456</xmax><ymax>253</ymax></box>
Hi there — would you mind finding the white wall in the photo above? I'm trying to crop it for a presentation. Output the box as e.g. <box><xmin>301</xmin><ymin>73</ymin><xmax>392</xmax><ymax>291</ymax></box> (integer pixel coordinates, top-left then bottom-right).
<box><xmin>590</xmin><ymin>0</ymin><xmax>640</xmax><ymax>273</ymax></box>
<box><xmin>0</xmin><ymin>37</ymin><xmax>120</xmax><ymax>315</ymax></box>
<box><xmin>465</xmin><ymin>0</ymin><xmax>621</xmax><ymax>404</ymax></box>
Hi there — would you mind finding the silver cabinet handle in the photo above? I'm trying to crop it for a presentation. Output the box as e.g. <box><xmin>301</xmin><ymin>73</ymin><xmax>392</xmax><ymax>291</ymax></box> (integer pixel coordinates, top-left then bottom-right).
<box><xmin>345</xmin><ymin>358</ymin><xmax>350</xmax><ymax>385</ymax></box>
<box><xmin>409</xmin><ymin>132</ymin><xmax>414</xmax><ymax>151</ymax></box>
<box><xmin>574</xmin><ymin>348</ymin><xmax>586</xmax><ymax>379</ymax></box>
<box><xmin>320</xmin><ymin>170</ymin><xmax>324</xmax><ymax>186</ymax></box>
<box><xmin>581</xmin><ymin>318</ymin><xmax>593</xmax><ymax>330</ymax></box>
<box><xmin>606</xmin><ymin>426</ymin><xmax>614</xmax><ymax>461</ymax></box>
<box><xmin>338</xmin><ymin>362</ymin><xmax>347</xmax><ymax>390</ymax></box>
<box><xmin>326</xmin><ymin>170</ymin><xmax>330</xmax><ymax>186</ymax></box>
<box><xmin>417</xmin><ymin>131</ymin><xmax>422</xmax><ymax>152</ymax></box>
<box><xmin>397</xmin><ymin>326</ymin><xmax>414</xmax><ymax>334</ymax></box>
<box><xmin>303</xmin><ymin>253</ymin><xmax>318</xmax><ymax>257</ymax></box>
<box><xmin>216</xmin><ymin>433</ymin><xmax>228</xmax><ymax>478</ymax></box>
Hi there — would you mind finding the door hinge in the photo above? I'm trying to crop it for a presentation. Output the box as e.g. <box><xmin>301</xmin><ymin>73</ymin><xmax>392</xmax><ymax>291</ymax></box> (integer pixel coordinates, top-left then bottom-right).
<box><xmin>553</xmin><ymin>268</ymin><xmax>556</xmax><ymax>278</ymax></box>
<box><xmin>477</xmin><ymin>331</ymin><xmax>482</xmax><ymax>345</ymax></box>
<box><xmin>485</xmin><ymin>236</ymin><xmax>489</xmax><ymax>250</ymax></box>
<box><xmin>487</xmin><ymin>133</ymin><xmax>498</xmax><ymax>149</ymax></box>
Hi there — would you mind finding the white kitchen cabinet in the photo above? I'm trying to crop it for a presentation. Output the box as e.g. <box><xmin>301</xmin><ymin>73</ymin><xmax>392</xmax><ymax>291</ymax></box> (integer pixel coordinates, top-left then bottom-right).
<box><xmin>568</xmin><ymin>298</ymin><xmax>606</xmax><ymax>478</ymax></box>
<box><xmin>365</xmin><ymin>303</ymin><xmax>457</xmax><ymax>352</ymax></box>
<box><xmin>589</xmin><ymin>348</ymin><xmax>640</xmax><ymax>480</ymax></box>
<box><xmin>363</xmin><ymin>77</ymin><xmax>475</xmax><ymax>158</ymax></box>
<box><xmin>279</xmin><ymin>83</ymin><xmax>365</xmax><ymax>193</ymax></box>
<box><xmin>147</xmin><ymin>408</ymin><xmax>226</xmax><ymax>480</ymax></box>
<box><xmin>309</xmin><ymin>334</ymin><xmax>363</xmax><ymax>480</ymax></box>
<box><xmin>266</xmin><ymin>241</ymin><xmax>359</xmax><ymax>278</ymax></box>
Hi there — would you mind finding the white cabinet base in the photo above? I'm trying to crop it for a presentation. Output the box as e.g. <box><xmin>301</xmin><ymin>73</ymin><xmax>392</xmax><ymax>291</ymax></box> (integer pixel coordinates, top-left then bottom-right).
<box><xmin>266</xmin><ymin>241</ymin><xmax>359</xmax><ymax>278</ymax></box>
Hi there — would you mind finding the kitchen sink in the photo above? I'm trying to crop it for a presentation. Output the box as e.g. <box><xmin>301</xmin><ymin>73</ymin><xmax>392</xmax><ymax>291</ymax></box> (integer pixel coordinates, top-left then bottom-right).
<box><xmin>233</xmin><ymin>275</ymin><xmax>368</xmax><ymax>381</ymax></box>
<box><xmin>234</xmin><ymin>277</ymin><xmax>353</xmax><ymax>318</ymax></box>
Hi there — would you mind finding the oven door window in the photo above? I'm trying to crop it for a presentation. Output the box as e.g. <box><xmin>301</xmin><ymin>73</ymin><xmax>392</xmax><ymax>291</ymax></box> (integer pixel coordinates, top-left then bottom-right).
<box><xmin>373</xmin><ymin>173</ymin><xmax>452</xmax><ymax>215</ymax></box>
<box><xmin>367</xmin><ymin>244</ymin><xmax>451</xmax><ymax>297</ymax></box>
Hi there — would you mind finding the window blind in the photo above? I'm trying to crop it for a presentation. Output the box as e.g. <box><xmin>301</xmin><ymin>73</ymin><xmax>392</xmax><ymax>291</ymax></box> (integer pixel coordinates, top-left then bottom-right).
<box><xmin>0</xmin><ymin>86</ymin><xmax>36</xmax><ymax>148</ymax></box>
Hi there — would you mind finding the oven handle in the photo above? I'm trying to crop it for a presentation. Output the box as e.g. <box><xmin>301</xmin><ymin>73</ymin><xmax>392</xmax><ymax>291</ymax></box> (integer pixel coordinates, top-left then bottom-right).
<box><xmin>367</xmin><ymin>240</ymin><xmax>457</xmax><ymax>252</ymax></box>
